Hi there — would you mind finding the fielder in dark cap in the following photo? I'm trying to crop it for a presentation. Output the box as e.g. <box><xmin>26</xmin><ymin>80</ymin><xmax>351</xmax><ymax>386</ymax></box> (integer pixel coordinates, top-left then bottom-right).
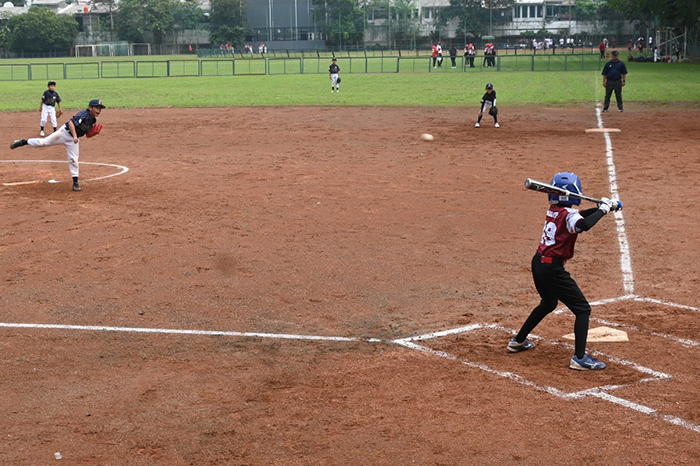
<box><xmin>601</xmin><ymin>50</ymin><xmax>628</xmax><ymax>113</ymax></box>
<box><xmin>10</xmin><ymin>99</ymin><xmax>106</xmax><ymax>191</ymax></box>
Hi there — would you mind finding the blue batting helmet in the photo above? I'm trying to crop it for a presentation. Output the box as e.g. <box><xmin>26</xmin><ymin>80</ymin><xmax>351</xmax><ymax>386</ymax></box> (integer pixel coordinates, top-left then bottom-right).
<box><xmin>549</xmin><ymin>172</ymin><xmax>582</xmax><ymax>206</ymax></box>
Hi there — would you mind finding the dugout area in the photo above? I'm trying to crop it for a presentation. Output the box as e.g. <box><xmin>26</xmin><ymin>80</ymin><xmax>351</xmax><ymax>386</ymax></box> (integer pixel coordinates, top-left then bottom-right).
<box><xmin>1</xmin><ymin>106</ymin><xmax>699</xmax><ymax>464</ymax></box>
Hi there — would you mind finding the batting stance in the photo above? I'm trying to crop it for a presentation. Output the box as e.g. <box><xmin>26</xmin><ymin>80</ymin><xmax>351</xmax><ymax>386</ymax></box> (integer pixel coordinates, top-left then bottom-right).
<box><xmin>329</xmin><ymin>57</ymin><xmax>340</xmax><ymax>93</ymax></box>
<box><xmin>40</xmin><ymin>81</ymin><xmax>63</xmax><ymax>137</ymax></box>
<box><xmin>507</xmin><ymin>172</ymin><xmax>620</xmax><ymax>370</ymax></box>
<box><xmin>475</xmin><ymin>83</ymin><xmax>499</xmax><ymax>128</ymax></box>
<box><xmin>10</xmin><ymin>99</ymin><xmax>105</xmax><ymax>192</ymax></box>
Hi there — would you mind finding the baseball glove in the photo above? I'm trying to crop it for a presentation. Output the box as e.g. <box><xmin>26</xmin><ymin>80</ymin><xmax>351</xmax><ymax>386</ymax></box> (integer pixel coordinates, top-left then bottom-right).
<box><xmin>336</xmin><ymin>76</ymin><xmax>341</xmax><ymax>83</ymax></box>
<box><xmin>86</xmin><ymin>123</ymin><xmax>102</xmax><ymax>138</ymax></box>
<box><xmin>489</xmin><ymin>106</ymin><xmax>498</xmax><ymax>117</ymax></box>
<box><xmin>56</xmin><ymin>110</ymin><xmax>63</xmax><ymax>118</ymax></box>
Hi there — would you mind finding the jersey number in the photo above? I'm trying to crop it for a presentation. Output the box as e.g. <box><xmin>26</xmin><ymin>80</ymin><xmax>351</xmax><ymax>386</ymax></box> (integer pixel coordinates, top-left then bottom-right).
<box><xmin>541</xmin><ymin>221</ymin><xmax>557</xmax><ymax>246</ymax></box>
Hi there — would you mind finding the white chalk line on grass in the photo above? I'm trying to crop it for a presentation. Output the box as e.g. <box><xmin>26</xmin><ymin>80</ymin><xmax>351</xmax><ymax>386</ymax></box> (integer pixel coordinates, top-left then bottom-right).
<box><xmin>0</xmin><ymin>160</ymin><xmax>129</xmax><ymax>184</ymax></box>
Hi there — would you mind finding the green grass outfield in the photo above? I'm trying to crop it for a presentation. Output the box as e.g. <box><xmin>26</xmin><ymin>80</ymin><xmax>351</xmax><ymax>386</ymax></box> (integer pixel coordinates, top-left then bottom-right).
<box><xmin>0</xmin><ymin>61</ymin><xmax>698</xmax><ymax>111</ymax></box>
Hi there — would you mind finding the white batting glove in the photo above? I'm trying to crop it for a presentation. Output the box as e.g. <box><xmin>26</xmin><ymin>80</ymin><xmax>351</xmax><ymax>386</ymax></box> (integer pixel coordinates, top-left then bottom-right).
<box><xmin>598</xmin><ymin>197</ymin><xmax>612</xmax><ymax>214</ymax></box>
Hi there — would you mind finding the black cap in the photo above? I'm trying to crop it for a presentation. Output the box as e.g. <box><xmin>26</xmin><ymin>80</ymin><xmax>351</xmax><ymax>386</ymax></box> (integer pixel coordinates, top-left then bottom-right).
<box><xmin>48</xmin><ymin>81</ymin><xmax>56</xmax><ymax>86</ymax></box>
<box><xmin>88</xmin><ymin>99</ymin><xmax>106</xmax><ymax>108</ymax></box>
<box><xmin>611</xmin><ymin>50</ymin><xmax>619</xmax><ymax>56</ymax></box>
<box><xmin>486</xmin><ymin>83</ymin><xmax>493</xmax><ymax>89</ymax></box>
<box><xmin>332</xmin><ymin>57</ymin><xmax>337</xmax><ymax>61</ymax></box>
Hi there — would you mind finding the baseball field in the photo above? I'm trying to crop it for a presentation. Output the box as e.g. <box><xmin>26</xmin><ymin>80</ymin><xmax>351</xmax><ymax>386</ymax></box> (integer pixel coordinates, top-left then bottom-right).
<box><xmin>1</xmin><ymin>59</ymin><xmax>700</xmax><ymax>465</ymax></box>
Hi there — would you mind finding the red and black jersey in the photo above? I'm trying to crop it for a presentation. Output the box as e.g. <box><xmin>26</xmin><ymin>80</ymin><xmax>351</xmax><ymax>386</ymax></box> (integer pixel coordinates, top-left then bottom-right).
<box><xmin>536</xmin><ymin>205</ymin><xmax>584</xmax><ymax>260</ymax></box>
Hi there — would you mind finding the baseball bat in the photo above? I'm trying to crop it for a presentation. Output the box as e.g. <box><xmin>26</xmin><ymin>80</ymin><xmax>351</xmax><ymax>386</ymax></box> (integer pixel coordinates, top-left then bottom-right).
<box><xmin>524</xmin><ymin>178</ymin><xmax>603</xmax><ymax>204</ymax></box>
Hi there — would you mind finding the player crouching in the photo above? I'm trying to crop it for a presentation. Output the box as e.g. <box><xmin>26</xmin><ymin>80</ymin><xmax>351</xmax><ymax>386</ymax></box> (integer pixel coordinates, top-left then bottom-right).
<box><xmin>507</xmin><ymin>172</ymin><xmax>622</xmax><ymax>370</ymax></box>
<box><xmin>475</xmin><ymin>83</ymin><xmax>499</xmax><ymax>128</ymax></box>
<box><xmin>11</xmin><ymin>99</ymin><xmax>105</xmax><ymax>192</ymax></box>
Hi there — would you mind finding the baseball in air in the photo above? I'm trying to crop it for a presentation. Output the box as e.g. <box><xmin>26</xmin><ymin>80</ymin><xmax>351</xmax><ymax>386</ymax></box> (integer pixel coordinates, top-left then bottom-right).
<box><xmin>420</xmin><ymin>133</ymin><xmax>434</xmax><ymax>142</ymax></box>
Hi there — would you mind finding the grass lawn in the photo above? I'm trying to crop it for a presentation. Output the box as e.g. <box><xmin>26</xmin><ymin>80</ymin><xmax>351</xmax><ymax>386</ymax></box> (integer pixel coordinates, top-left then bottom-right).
<box><xmin>0</xmin><ymin>60</ymin><xmax>698</xmax><ymax>111</ymax></box>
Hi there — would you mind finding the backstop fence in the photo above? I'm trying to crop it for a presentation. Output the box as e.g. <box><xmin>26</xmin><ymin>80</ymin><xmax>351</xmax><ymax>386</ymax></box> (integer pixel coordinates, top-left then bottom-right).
<box><xmin>0</xmin><ymin>54</ymin><xmax>603</xmax><ymax>81</ymax></box>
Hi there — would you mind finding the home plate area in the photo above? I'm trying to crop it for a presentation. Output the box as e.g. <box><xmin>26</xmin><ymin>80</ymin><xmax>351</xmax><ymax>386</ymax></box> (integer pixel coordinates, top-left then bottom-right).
<box><xmin>396</xmin><ymin>321</ymin><xmax>700</xmax><ymax>433</ymax></box>
<box><xmin>401</xmin><ymin>324</ymin><xmax>667</xmax><ymax>397</ymax></box>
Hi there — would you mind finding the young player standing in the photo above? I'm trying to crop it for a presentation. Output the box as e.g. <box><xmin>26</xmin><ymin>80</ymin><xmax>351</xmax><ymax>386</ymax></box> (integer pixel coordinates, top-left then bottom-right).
<box><xmin>475</xmin><ymin>83</ymin><xmax>499</xmax><ymax>128</ymax></box>
<box><xmin>40</xmin><ymin>81</ymin><xmax>63</xmax><ymax>137</ymax></box>
<box><xmin>10</xmin><ymin>99</ymin><xmax>105</xmax><ymax>192</ymax></box>
<box><xmin>507</xmin><ymin>172</ymin><xmax>621</xmax><ymax>370</ymax></box>
<box><xmin>329</xmin><ymin>57</ymin><xmax>340</xmax><ymax>93</ymax></box>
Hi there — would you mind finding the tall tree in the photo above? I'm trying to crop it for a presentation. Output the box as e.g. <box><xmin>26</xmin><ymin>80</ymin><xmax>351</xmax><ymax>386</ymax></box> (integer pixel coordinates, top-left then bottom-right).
<box><xmin>436</xmin><ymin>0</ymin><xmax>515</xmax><ymax>38</ymax></box>
<box><xmin>368</xmin><ymin>0</ymin><xmax>420</xmax><ymax>48</ymax></box>
<box><xmin>605</xmin><ymin>0</ymin><xmax>700</xmax><ymax>30</ymax></box>
<box><xmin>7</xmin><ymin>7</ymin><xmax>79</xmax><ymax>53</ymax></box>
<box><xmin>209</xmin><ymin>0</ymin><xmax>251</xmax><ymax>47</ymax></box>
<box><xmin>116</xmin><ymin>0</ymin><xmax>177</xmax><ymax>45</ymax></box>
<box><xmin>314</xmin><ymin>0</ymin><xmax>366</xmax><ymax>47</ymax></box>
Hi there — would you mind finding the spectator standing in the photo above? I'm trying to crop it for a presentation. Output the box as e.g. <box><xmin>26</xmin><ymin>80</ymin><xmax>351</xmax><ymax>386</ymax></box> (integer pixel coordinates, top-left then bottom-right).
<box><xmin>464</xmin><ymin>43</ymin><xmax>476</xmax><ymax>68</ymax></box>
<box><xmin>449</xmin><ymin>44</ymin><xmax>457</xmax><ymax>68</ymax></box>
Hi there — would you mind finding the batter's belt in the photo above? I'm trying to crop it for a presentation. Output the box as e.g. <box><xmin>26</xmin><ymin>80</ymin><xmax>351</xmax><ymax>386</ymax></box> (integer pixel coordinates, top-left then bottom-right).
<box><xmin>539</xmin><ymin>254</ymin><xmax>567</xmax><ymax>266</ymax></box>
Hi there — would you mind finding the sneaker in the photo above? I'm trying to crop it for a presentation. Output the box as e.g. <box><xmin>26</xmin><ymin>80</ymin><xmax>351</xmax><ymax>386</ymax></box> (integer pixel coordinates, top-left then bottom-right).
<box><xmin>474</xmin><ymin>123</ymin><xmax>480</xmax><ymax>128</ymax></box>
<box><xmin>618</xmin><ymin>108</ymin><xmax>624</xmax><ymax>113</ymax></box>
<box><xmin>601</xmin><ymin>109</ymin><xmax>608</xmax><ymax>113</ymax></box>
<box><xmin>40</xmin><ymin>130</ymin><xmax>45</xmax><ymax>137</ymax></box>
<box><xmin>494</xmin><ymin>123</ymin><xmax>500</xmax><ymax>128</ymax></box>
<box><xmin>10</xmin><ymin>138</ymin><xmax>28</xmax><ymax>149</ymax></box>
<box><xmin>72</xmin><ymin>181</ymin><xmax>81</xmax><ymax>192</ymax></box>
<box><xmin>507</xmin><ymin>337</ymin><xmax>535</xmax><ymax>353</ymax></box>
<box><xmin>570</xmin><ymin>354</ymin><xmax>606</xmax><ymax>371</ymax></box>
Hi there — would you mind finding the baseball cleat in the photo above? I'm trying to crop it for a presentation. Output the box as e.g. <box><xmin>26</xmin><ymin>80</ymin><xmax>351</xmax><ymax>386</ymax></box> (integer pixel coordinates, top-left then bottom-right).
<box><xmin>72</xmin><ymin>181</ymin><xmax>81</xmax><ymax>191</ymax></box>
<box><xmin>10</xmin><ymin>138</ymin><xmax>28</xmax><ymax>149</ymax></box>
<box><xmin>569</xmin><ymin>354</ymin><xmax>606</xmax><ymax>371</ymax></box>
<box><xmin>618</xmin><ymin>109</ymin><xmax>624</xmax><ymax>112</ymax></box>
<box><xmin>507</xmin><ymin>337</ymin><xmax>535</xmax><ymax>353</ymax></box>
<box><xmin>494</xmin><ymin>123</ymin><xmax>500</xmax><ymax>128</ymax></box>
<box><xmin>40</xmin><ymin>130</ymin><xmax>45</xmax><ymax>137</ymax></box>
<box><xmin>474</xmin><ymin>123</ymin><xmax>480</xmax><ymax>128</ymax></box>
<box><xmin>601</xmin><ymin>109</ymin><xmax>608</xmax><ymax>113</ymax></box>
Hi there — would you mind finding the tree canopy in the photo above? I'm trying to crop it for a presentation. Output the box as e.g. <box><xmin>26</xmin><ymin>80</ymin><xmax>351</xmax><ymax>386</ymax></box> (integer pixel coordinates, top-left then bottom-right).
<box><xmin>436</xmin><ymin>0</ymin><xmax>515</xmax><ymax>38</ymax></box>
<box><xmin>209</xmin><ymin>0</ymin><xmax>251</xmax><ymax>48</ymax></box>
<box><xmin>313</xmin><ymin>0</ymin><xmax>366</xmax><ymax>47</ymax></box>
<box><xmin>116</xmin><ymin>0</ymin><xmax>177</xmax><ymax>45</ymax></box>
<box><xmin>605</xmin><ymin>0</ymin><xmax>700</xmax><ymax>30</ymax></box>
<box><xmin>6</xmin><ymin>7</ymin><xmax>79</xmax><ymax>53</ymax></box>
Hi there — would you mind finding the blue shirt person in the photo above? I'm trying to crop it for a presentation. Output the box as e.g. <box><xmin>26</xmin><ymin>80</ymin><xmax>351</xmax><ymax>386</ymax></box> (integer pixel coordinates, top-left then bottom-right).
<box><xmin>601</xmin><ymin>51</ymin><xmax>628</xmax><ymax>112</ymax></box>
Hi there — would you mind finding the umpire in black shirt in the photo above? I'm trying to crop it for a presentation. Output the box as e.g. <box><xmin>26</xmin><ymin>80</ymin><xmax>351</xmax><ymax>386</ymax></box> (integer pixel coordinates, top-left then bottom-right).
<box><xmin>602</xmin><ymin>50</ymin><xmax>628</xmax><ymax>112</ymax></box>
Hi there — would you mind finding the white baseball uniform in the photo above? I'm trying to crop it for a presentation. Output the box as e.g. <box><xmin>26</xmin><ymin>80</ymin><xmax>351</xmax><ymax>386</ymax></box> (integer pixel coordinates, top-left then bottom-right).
<box><xmin>27</xmin><ymin>126</ymin><xmax>80</xmax><ymax>177</ymax></box>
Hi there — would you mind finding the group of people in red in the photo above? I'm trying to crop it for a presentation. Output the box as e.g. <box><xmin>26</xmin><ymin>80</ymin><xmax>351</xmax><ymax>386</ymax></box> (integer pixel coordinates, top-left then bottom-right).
<box><xmin>431</xmin><ymin>42</ymin><xmax>494</xmax><ymax>69</ymax></box>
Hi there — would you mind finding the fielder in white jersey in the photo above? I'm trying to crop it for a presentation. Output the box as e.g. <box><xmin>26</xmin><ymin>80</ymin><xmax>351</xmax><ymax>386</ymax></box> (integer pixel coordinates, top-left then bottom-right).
<box><xmin>329</xmin><ymin>57</ymin><xmax>340</xmax><ymax>93</ymax></box>
<box><xmin>40</xmin><ymin>81</ymin><xmax>62</xmax><ymax>137</ymax></box>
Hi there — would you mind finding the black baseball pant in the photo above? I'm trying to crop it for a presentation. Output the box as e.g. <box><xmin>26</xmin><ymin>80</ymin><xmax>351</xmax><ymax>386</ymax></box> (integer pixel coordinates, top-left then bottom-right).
<box><xmin>604</xmin><ymin>79</ymin><xmax>623</xmax><ymax>111</ymax></box>
<box><xmin>515</xmin><ymin>253</ymin><xmax>591</xmax><ymax>359</ymax></box>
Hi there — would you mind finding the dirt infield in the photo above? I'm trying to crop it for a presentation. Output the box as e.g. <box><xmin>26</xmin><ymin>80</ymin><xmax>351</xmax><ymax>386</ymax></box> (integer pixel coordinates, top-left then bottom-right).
<box><xmin>1</xmin><ymin>106</ymin><xmax>699</xmax><ymax>465</ymax></box>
